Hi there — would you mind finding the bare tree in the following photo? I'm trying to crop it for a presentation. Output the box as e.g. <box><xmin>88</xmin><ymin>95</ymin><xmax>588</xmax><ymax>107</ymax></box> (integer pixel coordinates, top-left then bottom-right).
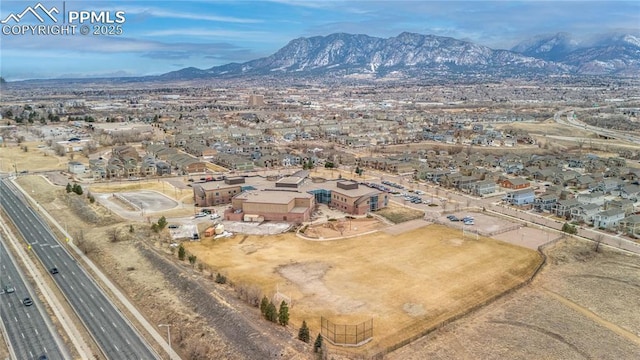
<box><xmin>594</xmin><ymin>234</ymin><xmax>604</xmax><ymax>253</ymax></box>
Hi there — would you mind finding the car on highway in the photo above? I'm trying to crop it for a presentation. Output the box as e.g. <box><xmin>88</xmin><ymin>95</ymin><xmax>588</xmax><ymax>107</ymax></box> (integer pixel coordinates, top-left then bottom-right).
<box><xmin>4</xmin><ymin>284</ymin><xmax>15</xmax><ymax>293</ymax></box>
<box><xmin>22</xmin><ymin>297</ymin><xmax>33</xmax><ymax>306</ymax></box>
<box><xmin>49</xmin><ymin>267</ymin><xmax>59</xmax><ymax>274</ymax></box>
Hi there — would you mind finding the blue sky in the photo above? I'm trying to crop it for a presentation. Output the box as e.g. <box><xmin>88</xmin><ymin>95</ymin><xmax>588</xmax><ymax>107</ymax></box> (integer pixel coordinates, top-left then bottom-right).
<box><xmin>0</xmin><ymin>0</ymin><xmax>638</xmax><ymax>80</ymax></box>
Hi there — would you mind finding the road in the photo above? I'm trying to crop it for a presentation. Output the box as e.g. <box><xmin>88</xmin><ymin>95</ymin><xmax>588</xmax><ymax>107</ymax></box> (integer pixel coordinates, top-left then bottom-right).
<box><xmin>0</xmin><ymin>235</ymin><xmax>69</xmax><ymax>360</ymax></box>
<box><xmin>364</xmin><ymin>171</ymin><xmax>640</xmax><ymax>255</ymax></box>
<box><xmin>554</xmin><ymin>108</ymin><xmax>640</xmax><ymax>144</ymax></box>
<box><xmin>0</xmin><ymin>180</ymin><xmax>159</xmax><ymax>360</ymax></box>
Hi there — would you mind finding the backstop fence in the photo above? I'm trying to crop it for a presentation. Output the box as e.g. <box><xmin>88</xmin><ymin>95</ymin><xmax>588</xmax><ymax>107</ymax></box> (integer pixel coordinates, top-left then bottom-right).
<box><xmin>321</xmin><ymin>317</ymin><xmax>373</xmax><ymax>346</ymax></box>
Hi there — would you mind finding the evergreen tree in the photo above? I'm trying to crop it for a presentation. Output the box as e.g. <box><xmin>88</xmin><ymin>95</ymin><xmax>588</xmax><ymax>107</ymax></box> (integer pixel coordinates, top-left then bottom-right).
<box><xmin>157</xmin><ymin>216</ymin><xmax>167</xmax><ymax>230</ymax></box>
<box><xmin>278</xmin><ymin>301</ymin><xmax>289</xmax><ymax>326</ymax></box>
<box><xmin>66</xmin><ymin>183</ymin><xmax>72</xmax><ymax>193</ymax></box>
<box><xmin>72</xmin><ymin>183</ymin><xmax>83</xmax><ymax>195</ymax></box>
<box><xmin>260</xmin><ymin>296</ymin><xmax>269</xmax><ymax>316</ymax></box>
<box><xmin>298</xmin><ymin>320</ymin><xmax>310</xmax><ymax>343</ymax></box>
<box><xmin>265</xmin><ymin>301</ymin><xmax>277</xmax><ymax>322</ymax></box>
<box><xmin>178</xmin><ymin>244</ymin><xmax>186</xmax><ymax>260</ymax></box>
<box><xmin>314</xmin><ymin>333</ymin><xmax>323</xmax><ymax>353</ymax></box>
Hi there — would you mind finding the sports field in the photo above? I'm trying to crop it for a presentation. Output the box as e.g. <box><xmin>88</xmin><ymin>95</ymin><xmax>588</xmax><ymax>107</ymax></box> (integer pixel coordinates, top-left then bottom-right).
<box><xmin>185</xmin><ymin>223</ymin><xmax>542</xmax><ymax>354</ymax></box>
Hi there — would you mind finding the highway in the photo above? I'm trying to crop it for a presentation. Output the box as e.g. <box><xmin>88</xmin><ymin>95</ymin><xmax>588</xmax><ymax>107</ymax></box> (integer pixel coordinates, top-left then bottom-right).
<box><xmin>0</xmin><ymin>235</ymin><xmax>69</xmax><ymax>360</ymax></box>
<box><xmin>0</xmin><ymin>180</ymin><xmax>159</xmax><ymax>360</ymax></box>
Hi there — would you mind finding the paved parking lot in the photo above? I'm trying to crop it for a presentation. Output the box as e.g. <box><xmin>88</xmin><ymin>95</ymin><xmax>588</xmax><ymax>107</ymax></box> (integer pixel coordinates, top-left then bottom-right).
<box><xmin>118</xmin><ymin>190</ymin><xmax>178</xmax><ymax>212</ymax></box>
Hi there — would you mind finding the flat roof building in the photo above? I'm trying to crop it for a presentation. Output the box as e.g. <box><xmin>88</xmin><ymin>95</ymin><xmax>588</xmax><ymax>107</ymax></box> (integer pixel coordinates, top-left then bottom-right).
<box><xmin>305</xmin><ymin>180</ymin><xmax>387</xmax><ymax>215</ymax></box>
<box><xmin>226</xmin><ymin>189</ymin><xmax>315</xmax><ymax>223</ymax></box>
<box><xmin>193</xmin><ymin>182</ymin><xmax>243</xmax><ymax>207</ymax></box>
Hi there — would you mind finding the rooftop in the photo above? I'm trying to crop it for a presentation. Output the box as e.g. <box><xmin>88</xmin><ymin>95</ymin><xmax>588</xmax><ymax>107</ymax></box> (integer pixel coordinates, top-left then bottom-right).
<box><xmin>235</xmin><ymin>189</ymin><xmax>313</xmax><ymax>204</ymax></box>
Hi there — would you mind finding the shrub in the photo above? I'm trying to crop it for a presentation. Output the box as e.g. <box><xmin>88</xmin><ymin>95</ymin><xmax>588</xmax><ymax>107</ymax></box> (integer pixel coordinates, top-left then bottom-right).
<box><xmin>215</xmin><ymin>273</ymin><xmax>227</xmax><ymax>284</ymax></box>
<box><xmin>178</xmin><ymin>245</ymin><xmax>185</xmax><ymax>260</ymax></box>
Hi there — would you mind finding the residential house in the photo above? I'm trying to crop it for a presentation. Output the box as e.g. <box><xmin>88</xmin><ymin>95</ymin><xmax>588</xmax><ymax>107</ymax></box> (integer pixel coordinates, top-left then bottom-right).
<box><xmin>592</xmin><ymin>208</ymin><xmax>626</xmax><ymax>229</ymax></box>
<box><xmin>155</xmin><ymin>161</ymin><xmax>171</xmax><ymax>176</ymax></box>
<box><xmin>596</xmin><ymin>178</ymin><xmax>622</xmax><ymax>194</ymax></box>
<box><xmin>68</xmin><ymin>161</ymin><xmax>86</xmax><ymax>175</ymax></box>
<box><xmin>532</xmin><ymin>168</ymin><xmax>559</xmax><ymax>182</ymax></box>
<box><xmin>504</xmin><ymin>188</ymin><xmax>535</xmax><ymax>206</ymax></box>
<box><xmin>214</xmin><ymin>154</ymin><xmax>254</xmax><ymax>171</ymax></box>
<box><xmin>554</xmin><ymin>199</ymin><xmax>581</xmax><ymax>219</ymax></box>
<box><xmin>620</xmin><ymin>215</ymin><xmax>640</xmax><ymax>238</ymax></box>
<box><xmin>567</xmin><ymin>175</ymin><xmax>596</xmax><ymax>189</ymax></box>
<box><xmin>576</xmin><ymin>191</ymin><xmax>606</xmax><ymax>206</ymax></box>
<box><xmin>554</xmin><ymin>170</ymin><xmax>580</xmax><ymax>186</ymax></box>
<box><xmin>605</xmin><ymin>199</ymin><xmax>636</xmax><ymax>216</ymax></box>
<box><xmin>473</xmin><ymin>180</ymin><xmax>497</xmax><ymax>196</ymax></box>
<box><xmin>534</xmin><ymin>194</ymin><xmax>558</xmax><ymax>212</ymax></box>
<box><xmin>619</xmin><ymin>184</ymin><xmax>640</xmax><ymax>201</ymax></box>
<box><xmin>454</xmin><ymin>176</ymin><xmax>480</xmax><ymax>192</ymax></box>
<box><xmin>499</xmin><ymin>177</ymin><xmax>530</xmax><ymax>189</ymax></box>
<box><xmin>570</xmin><ymin>203</ymin><xmax>601</xmax><ymax>224</ymax></box>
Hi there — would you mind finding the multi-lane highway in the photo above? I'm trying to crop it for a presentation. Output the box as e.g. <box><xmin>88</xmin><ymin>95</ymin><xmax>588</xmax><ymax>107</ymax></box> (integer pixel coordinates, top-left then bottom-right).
<box><xmin>0</xmin><ymin>180</ymin><xmax>159</xmax><ymax>360</ymax></box>
<box><xmin>0</xmin><ymin>235</ymin><xmax>69</xmax><ymax>360</ymax></box>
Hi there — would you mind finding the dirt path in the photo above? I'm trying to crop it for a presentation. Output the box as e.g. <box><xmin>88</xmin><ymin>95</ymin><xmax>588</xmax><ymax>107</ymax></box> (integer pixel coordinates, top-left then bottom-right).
<box><xmin>542</xmin><ymin>287</ymin><xmax>640</xmax><ymax>346</ymax></box>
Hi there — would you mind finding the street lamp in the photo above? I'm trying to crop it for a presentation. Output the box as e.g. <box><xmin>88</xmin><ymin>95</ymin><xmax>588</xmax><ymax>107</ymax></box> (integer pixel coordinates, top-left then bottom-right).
<box><xmin>159</xmin><ymin>324</ymin><xmax>172</xmax><ymax>359</ymax></box>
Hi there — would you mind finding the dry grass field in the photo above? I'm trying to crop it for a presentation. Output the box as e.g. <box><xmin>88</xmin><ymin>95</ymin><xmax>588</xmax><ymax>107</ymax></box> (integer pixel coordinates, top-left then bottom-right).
<box><xmin>375</xmin><ymin>204</ymin><xmax>425</xmax><ymax>224</ymax></box>
<box><xmin>0</xmin><ymin>142</ymin><xmax>69</xmax><ymax>172</ymax></box>
<box><xmin>386</xmin><ymin>238</ymin><xmax>640</xmax><ymax>359</ymax></box>
<box><xmin>185</xmin><ymin>223</ymin><xmax>542</xmax><ymax>355</ymax></box>
<box><xmin>493</xmin><ymin>120</ymin><xmax>595</xmax><ymax>137</ymax></box>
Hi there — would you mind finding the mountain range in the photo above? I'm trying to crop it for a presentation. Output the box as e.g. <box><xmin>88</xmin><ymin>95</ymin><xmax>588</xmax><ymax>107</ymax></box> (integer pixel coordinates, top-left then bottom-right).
<box><xmin>159</xmin><ymin>31</ymin><xmax>640</xmax><ymax>81</ymax></box>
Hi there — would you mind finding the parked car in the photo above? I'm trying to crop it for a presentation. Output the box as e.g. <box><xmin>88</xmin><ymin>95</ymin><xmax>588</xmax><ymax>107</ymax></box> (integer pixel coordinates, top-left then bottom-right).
<box><xmin>168</xmin><ymin>224</ymin><xmax>179</xmax><ymax>229</ymax></box>
<box><xmin>210</xmin><ymin>213</ymin><xmax>220</xmax><ymax>220</ymax></box>
<box><xmin>194</xmin><ymin>212</ymin><xmax>207</xmax><ymax>218</ymax></box>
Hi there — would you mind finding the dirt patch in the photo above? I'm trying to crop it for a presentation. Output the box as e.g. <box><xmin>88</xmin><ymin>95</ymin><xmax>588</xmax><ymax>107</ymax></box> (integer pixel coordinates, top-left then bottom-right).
<box><xmin>277</xmin><ymin>262</ymin><xmax>365</xmax><ymax>314</ymax></box>
<box><xmin>303</xmin><ymin>218</ymin><xmax>384</xmax><ymax>239</ymax></box>
<box><xmin>375</xmin><ymin>204</ymin><xmax>425</xmax><ymax>224</ymax></box>
<box><xmin>384</xmin><ymin>219</ymin><xmax>430</xmax><ymax>235</ymax></box>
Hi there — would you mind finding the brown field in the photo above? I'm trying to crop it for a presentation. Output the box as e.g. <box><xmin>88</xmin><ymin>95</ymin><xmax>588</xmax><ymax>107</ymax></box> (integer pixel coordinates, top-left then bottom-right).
<box><xmin>302</xmin><ymin>218</ymin><xmax>385</xmax><ymax>239</ymax></box>
<box><xmin>0</xmin><ymin>142</ymin><xmax>69</xmax><ymax>172</ymax></box>
<box><xmin>375</xmin><ymin>204</ymin><xmax>425</xmax><ymax>224</ymax></box>
<box><xmin>493</xmin><ymin>120</ymin><xmax>595</xmax><ymax>137</ymax></box>
<box><xmin>185</xmin><ymin>224</ymin><xmax>542</xmax><ymax>355</ymax></box>
<box><xmin>387</xmin><ymin>238</ymin><xmax>640</xmax><ymax>359</ymax></box>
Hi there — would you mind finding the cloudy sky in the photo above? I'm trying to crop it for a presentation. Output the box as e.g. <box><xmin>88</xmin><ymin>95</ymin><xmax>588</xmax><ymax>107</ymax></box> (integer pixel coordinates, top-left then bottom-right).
<box><xmin>1</xmin><ymin>0</ymin><xmax>638</xmax><ymax>80</ymax></box>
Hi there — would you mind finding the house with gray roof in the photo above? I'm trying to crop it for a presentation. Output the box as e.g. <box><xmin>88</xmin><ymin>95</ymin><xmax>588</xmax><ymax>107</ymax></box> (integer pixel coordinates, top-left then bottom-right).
<box><xmin>570</xmin><ymin>203</ymin><xmax>601</xmax><ymax>224</ymax></box>
<box><xmin>593</xmin><ymin>208</ymin><xmax>626</xmax><ymax>229</ymax></box>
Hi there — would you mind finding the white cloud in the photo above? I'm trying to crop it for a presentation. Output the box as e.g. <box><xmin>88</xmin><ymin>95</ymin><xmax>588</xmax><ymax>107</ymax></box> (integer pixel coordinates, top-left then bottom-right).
<box><xmin>143</xmin><ymin>28</ymin><xmax>268</xmax><ymax>39</ymax></box>
<box><xmin>120</xmin><ymin>6</ymin><xmax>262</xmax><ymax>23</ymax></box>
